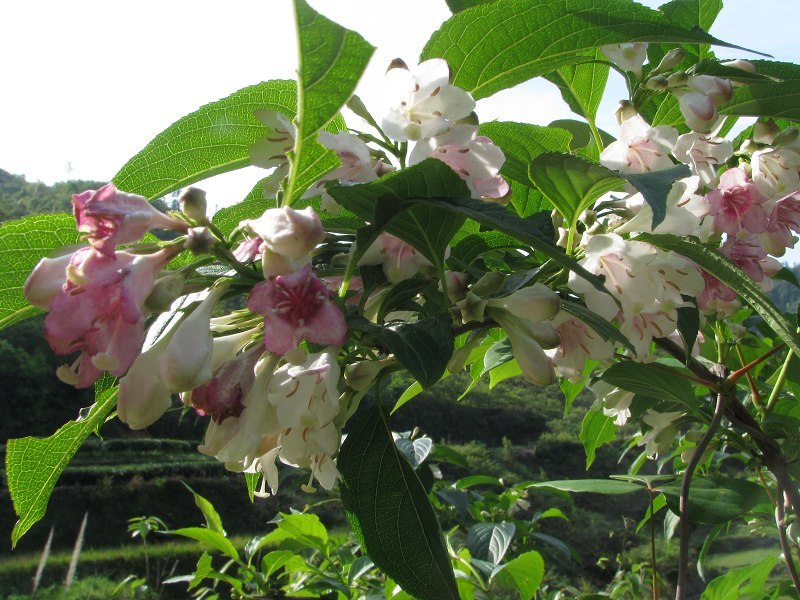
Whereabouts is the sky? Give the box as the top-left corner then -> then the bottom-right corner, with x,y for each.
2,0 -> 799,254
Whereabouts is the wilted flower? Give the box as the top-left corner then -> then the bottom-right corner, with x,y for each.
72,183 -> 188,257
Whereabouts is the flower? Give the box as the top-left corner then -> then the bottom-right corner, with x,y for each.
591,381 -> 634,426
23,249 -> 78,310
268,349 -> 340,429
44,246 -> 178,388
249,109 -> 295,169
382,58 -> 476,141
601,43 -> 648,77
160,285 -> 228,393
247,265 -> 347,355
358,232 -> 436,283
550,314 -> 615,382
243,206 -> 325,277
409,124 -> 509,200
638,410 -> 685,458
190,346 -> 262,423
706,167 -> 769,235
762,190 -> 800,255
72,183 -> 188,257
672,132 -> 733,186
671,75 -> 732,133
600,114 -> 678,174
486,283 -> 560,324
750,147 -> 800,200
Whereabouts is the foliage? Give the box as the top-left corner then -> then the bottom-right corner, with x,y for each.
4,0 -> 800,598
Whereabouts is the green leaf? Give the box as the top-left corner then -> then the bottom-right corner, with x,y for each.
349,316 -> 454,389
637,233 -> 800,360
421,0 -> 742,101
478,122 -> 572,189
492,550 -> 544,600
286,0 -> 375,204
509,181 -> 549,217
261,550 -> 298,580
0,213 -> 80,331
339,403 -> 459,600
676,297 -> 700,362
651,0 -> 723,65
482,337 -> 514,374
528,153 -> 624,226
170,527 -> 240,561
489,359 -> 523,389
720,61 -> 800,123
580,407 -> 616,469
529,479 -> 641,495
549,119 -> 615,161
429,195 -> 607,294
659,477 -> 770,525
445,0 -> 490,12
327,159 -> 469,270
624,164 -> 691,229
182,484 -> 225,535
701,555 -> 779,600
263,513 -> 329,553
467,522 -> 516,564
114,81 -> 298,200
598,361 -> 698,409
6,388 -> 118,546
544,50 -> 609,122
212,196 -> 276,239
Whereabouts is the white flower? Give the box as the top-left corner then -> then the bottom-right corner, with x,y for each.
592,381 -> 634,426
601,43 -> 648,77
550,313 -> 615,382
672,133 -> 733,187
600,115 -> 678,174
409,124 -> 509,200
249,110 -> 295,169
382,59 -> 475,141
638,410 -> 685,458
486,283 -> 560,324
242,206 -> 325,277
751,147 -> 800,200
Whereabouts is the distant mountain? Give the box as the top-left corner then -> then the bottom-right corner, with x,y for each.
0,168 -> 106,221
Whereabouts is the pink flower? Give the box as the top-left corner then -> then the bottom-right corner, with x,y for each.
232,235 -> 264,263
44,247 -> 178,387
762,191 -> 800,254
191,346 -> 262,423
697,270 -> 739,315
243,207 -> 325,277
409,124 -> 509,200
720,235 -> 781,291
707,168 -> 769,235
358,232 -> 435,283
73,183 -> 188,257
247,265 -> 347,355
600,115 -> 678,174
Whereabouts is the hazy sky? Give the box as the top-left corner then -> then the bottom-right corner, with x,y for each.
2,1 -> 799,254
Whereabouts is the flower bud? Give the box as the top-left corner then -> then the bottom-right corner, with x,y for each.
161,286 -> 227,393
754,120 -> 781,145
774,127 -> 800,147
244,206 -> 324,277
345,360 -> 383,392
471,271 -> 506,297
645,75 -> 669,91
487,284 -> 560,324
614,100 -> 638,125
666,71 -> 689,88
653,48 -> 685,74
185,227 -> 216,254
180,187 -> 208,223
23,251 -> 74,309
456,291 -> 488,324
145,273 -> 186,312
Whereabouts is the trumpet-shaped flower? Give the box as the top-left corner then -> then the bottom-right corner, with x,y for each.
638,410 -> 685,458
44,246 -> 177,388
672,132 -> 733,187
249,110 -> 295,170
382,59 -> 476,141
268,349 -> 340,429
750,147 -> 800,200
706,167 -> 769,235
243,206 -> 325,277
247,265 -> 347,355
358,232 -> 436,283
762,190 -> 800,255
601,43 -> 648,77
190,346 -> 262,423
600,115 -> 678,174
23,249 -> 79,310
72,183 -> 188,257
409,124 -> 509,200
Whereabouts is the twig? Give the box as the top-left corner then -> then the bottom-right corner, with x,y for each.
728,343 -> 786,384
675,390 -> 728,600
767,348 -> 794,411
735,345 -> 765,415
776,486 -> 800,595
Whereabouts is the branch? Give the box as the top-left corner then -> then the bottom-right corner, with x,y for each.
675,389 -> 728,600
776,487 -> 800,595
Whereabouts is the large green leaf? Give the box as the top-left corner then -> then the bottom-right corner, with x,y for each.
478,122 -> 573,190
339,403 -> 459,600
420,0 -> 741,101
493,551 -> 545,600
466,522 -> 515,564
285,0 -> 374,203
638,233 -> 800,360
701,556 -> 779,600
349,316 -> 454,389
114,81 -> 298,200
650,0 -> 723,66
544,49 -> 609,122
580,407 -> 617,469
720,60 -> 800,123
528,152 -> 623,225
0,213 -> 80,330
624,164 -> 691,229
598,361 -> 699,409
211,197 -> 277,239
6,387 -> 118,546
658,476 -> 769,525
169,527 -> 240,560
